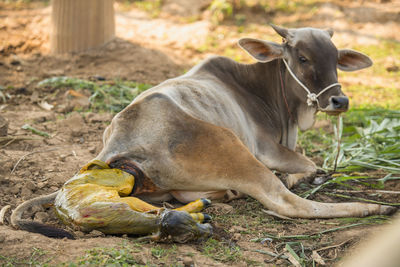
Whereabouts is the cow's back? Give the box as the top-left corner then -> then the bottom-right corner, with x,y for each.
131,57 -> 260,150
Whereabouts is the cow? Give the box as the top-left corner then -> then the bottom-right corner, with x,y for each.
93,24 -> 394,218
9,25 -> 396,240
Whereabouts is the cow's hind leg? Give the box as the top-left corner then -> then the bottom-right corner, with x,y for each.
160,119 -> 395,218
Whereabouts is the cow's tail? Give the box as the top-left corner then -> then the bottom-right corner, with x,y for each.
10,191 -> 75,239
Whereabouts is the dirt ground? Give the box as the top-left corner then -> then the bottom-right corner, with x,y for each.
0,0 -> 399,266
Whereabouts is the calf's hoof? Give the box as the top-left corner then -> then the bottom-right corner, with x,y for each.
380,205 -> 397,215
160,210 -> 212,243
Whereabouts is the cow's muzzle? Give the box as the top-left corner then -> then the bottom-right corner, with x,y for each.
320,95 -> 349,115
331,96 -> 349,111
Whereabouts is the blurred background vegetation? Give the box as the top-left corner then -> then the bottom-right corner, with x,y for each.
1,1 -> 399,266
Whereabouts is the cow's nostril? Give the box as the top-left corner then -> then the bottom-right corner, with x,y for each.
331,96 -> 349,110
331,98 -> 340,108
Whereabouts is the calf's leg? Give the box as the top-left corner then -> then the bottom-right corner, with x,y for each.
55,162 -> 212,237
170,190 -> 244,204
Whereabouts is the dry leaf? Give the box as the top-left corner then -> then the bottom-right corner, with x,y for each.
284,252 -> 301,267
66,89 -> 86,98
312,250 -> 326,265
38,100 -> 54,111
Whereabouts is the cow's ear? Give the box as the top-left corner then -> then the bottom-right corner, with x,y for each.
238,38 -> 283,63
338,49 -> 372,71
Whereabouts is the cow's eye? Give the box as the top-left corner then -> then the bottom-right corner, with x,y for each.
299,55 -> 307,63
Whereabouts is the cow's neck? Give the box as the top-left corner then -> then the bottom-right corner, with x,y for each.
278,60 -> 318,131
232,60 -> 316,149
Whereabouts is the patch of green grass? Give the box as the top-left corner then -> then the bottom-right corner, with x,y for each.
352,40 -> 400,74
0,85 -> 12,103
339,40 -> 400,109
222,47 -> 248,62
206,0 -> 322,24
116,0 -> 162,17
38,77 -> 152,113
0,248 -> 50,267
133,0 -> 162,18
195,34 -> 222,53
360,40 -> 400,57
209,0 -> 234,24
297,108 -> 400,209
68,246 -> 142,267
150,244 -> 178,263
345,84 -> 400,109
327,110 -> 400,173
264,0 -> 303,13
299,108 -> 400,174
202,238 -> 242,262
340,107 -> 400,126
297,127 -> 332,156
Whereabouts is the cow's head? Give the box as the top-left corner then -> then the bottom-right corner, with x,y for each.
238,25 -> 372,116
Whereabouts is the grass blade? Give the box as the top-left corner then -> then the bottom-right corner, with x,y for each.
21,124 -> 50,138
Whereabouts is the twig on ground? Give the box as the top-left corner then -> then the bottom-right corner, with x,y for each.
315,238 -> 353,252
0,136 -> 42,148
0,205 -> 11,225
0,136 -> 42,142
1,138 -> 16,148
72,150 -> 78,160
252,249 -> 289,261
318,223 -> 367,235
333,189 -> 400,195
11,147 -> 60,174
257,223 -> 368,242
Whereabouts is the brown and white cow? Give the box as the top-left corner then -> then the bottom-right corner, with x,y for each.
93,25 -> 394,218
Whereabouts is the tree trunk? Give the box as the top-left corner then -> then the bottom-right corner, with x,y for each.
50,0 -> 115,54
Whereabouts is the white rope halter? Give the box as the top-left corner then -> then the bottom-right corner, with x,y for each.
282,59 -> 341,109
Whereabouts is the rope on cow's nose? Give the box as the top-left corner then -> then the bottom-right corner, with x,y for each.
282,59 -> 341,109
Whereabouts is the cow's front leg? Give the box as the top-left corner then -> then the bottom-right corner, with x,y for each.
284,172 -> 315,189
256,141 -> 317,188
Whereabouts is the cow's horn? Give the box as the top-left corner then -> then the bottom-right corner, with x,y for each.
270,24 -> 289,39
325,28 -> 334,38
